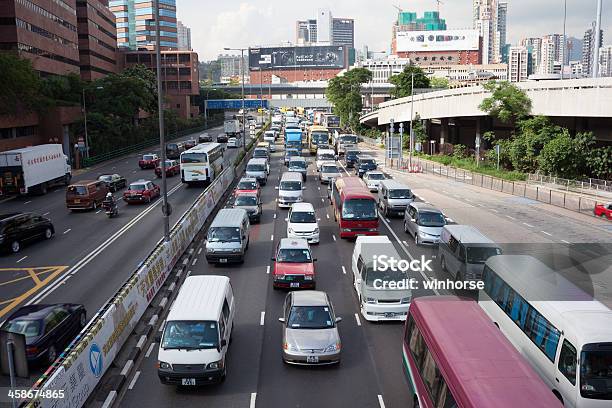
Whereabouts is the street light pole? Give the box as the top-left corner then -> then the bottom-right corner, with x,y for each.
82,88 -> 89,160
241,48 -> 246,151
155,0 -> 170,242
592,0 -> 603,78
561,0 -> 567,79
408,73 -> 415,169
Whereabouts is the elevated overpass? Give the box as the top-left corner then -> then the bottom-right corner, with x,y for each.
360,78 -> 612,146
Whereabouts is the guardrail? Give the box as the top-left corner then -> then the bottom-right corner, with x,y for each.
23,125 -> 268,408
527,174 -> 612,198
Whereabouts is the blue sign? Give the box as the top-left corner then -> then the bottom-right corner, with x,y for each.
89,343 -> 103,378
206,99 -> 268,110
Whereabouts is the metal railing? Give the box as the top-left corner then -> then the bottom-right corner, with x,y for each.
527,173 -> 612,198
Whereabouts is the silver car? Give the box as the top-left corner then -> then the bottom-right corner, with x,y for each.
403,202 -> 447,245
319,162 -> 341,184
279,291 -> 342,365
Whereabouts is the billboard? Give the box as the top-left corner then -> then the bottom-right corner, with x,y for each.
249,45 -> 346,70
396,29 -> 480,52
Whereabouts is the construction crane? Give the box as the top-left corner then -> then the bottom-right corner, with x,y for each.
393,4 -> 403,13
435,0 -> 444,13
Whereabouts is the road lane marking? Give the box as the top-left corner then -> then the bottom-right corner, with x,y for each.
378,395 -> 386,408
145,343 -> 156,358
260,311 -> 265,326
354,313 -> 361,326
402,240 -> 409,247
192,258 -> 198,266
270,234 -> 274,241
16,256 -> 27,264
128,371 -> 141,390
326,213 -> 330,219
24,201 -> 32,204
250,393 -> 257,408
523,222 -> 534,228
491,209 -> 499,213
342,266 -> 347,275
506,215 -> 516,220
266,266 -> 270,274
96,210 -> 102,214
332,234 -> 337,241
321,198 -> 324,202
197,247 -> 202,255
42,212 -> 50,216
561,239 -> 570,244
63,229 -> 71,234
541,231 -> 552,236
273,213 -> 277,219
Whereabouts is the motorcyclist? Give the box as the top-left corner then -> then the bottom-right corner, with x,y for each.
103,192 -> 117,213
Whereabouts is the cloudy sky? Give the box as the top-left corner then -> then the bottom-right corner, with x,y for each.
176,0 -> 610,60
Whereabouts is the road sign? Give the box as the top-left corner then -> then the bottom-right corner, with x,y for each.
387,136 -> 402,159
206,99 -> 269,110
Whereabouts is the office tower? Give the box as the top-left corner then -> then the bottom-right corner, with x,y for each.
177,21 -> 191,51
332,18 -> 354,48
296,11 -> 354,48
582,23 -> 604,76
110,0 -> 178,50
473,0 -> 506,64
77,0 -> 119,81
600,45 -> 612,77
538,36 -> 556,74
521,37 -> 542,74
508,46 -> 528,82
316,9 -> 332,44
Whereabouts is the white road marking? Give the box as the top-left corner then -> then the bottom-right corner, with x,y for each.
42,212 -> 50,216
523,222 -> 535,228
342,266 -> 347,275
273,213 -> 277,219
270,234 -> 274,241
197,247 -> 202,255
16,256 -> 27,263
506,215 -> 516,220
63,229 -> 71,234
378,395 -> 386,408
561,239 -> 571,244
266,266 -> 270,274
402,240 -> 409,247
145,343 -> 156,358
491,209 -> 499,213
24,201 -> 32,204
321,198 -> 324,202
192,258 -> 198,266
332,234 -> 337,241
354,313 -> 361,326
385,218 -> 391,223
182,258 -> 189,265
128,371 -> 141,390
541,231 -> 553,236
250,393 -> 257,408
326,213 -> 330,219
260,311 -> 265,326
96,209 -> 102,214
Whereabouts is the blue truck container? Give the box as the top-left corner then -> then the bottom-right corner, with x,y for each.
285,130 -> 302,150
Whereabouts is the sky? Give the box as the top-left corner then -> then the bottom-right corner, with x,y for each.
176,0 -> 611,61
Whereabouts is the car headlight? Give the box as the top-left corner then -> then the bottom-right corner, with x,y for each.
207,248 -> 215,253
283,342 -> 298,351
419,230 -> 429,237
232,248 -> 240,253
275,274 -> 285,280
207,360 -> 223,370
369,228 -> 377,232
157,361 -> 172,370
366,297 -> 377,304
324,343 -> 341,352
401,297 -> 411,304
304,275 -> 313,280
313,228 -> 319,234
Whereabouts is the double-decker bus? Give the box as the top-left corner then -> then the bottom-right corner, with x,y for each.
307,125 -> 330,155
479,255 -> 612,407
180,143 -> 224,186
404,296 -> 564,408
331,177 -> 378,238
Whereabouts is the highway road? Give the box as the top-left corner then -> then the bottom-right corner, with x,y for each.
0,125 -> 246,387
118,139 -> 611,408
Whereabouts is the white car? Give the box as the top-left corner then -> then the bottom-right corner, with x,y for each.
363,171 -> 386,192
287,202 -> 320,244
263,134 -> 276,152
227,137 -> 240,148
316,149 -> 336,172
319,162 -> 341,184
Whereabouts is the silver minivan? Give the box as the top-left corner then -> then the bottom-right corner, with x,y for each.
378,180 -> 414,217
246,158 -> 268,185
438,225 -> 502,282
403,203 -> 447,245
205,208 -> 250,264
278,172 -> 304,208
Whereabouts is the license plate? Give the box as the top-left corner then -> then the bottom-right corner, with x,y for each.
290,282 -> 300,288
219,258 -> 228,263
385,312 -> 396,318
181,378 -> 196,386
74,199 -> 80,203
306,356 -> 319,363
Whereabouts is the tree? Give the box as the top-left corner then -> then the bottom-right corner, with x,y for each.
430,77 -> 450,89
403,113 -> 426,149
479,81 -> 532,123
538,132 -> 593,179
587,146 -> 612,180
388,65 -> 430,99
40,73 -> 83,107
0,53 -> 45,115
325,67 -> 372,130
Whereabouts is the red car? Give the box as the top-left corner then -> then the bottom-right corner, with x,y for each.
271,238 -> 316,289
184,139 -> 197,150
139,154 -> 160,169
594,202 -> 612,220
155,160 -> 179,178
123,180 -> 160,204
235,177 -> 260,197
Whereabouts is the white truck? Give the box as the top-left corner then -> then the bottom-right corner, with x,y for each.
224,119 -> 241,137
0,144 -> 72,195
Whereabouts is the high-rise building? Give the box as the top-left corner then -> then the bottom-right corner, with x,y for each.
508,46 -> 528,82
538,36 -> 556,75
296,19 -> 317,44
109,0 -> 178,50
177,21 -> 191,51
332,18 -> 354,48
77,0 -> 119,81
316,8 -> 332,44
392,10 -> 452,56
473,0 -> 506,64
296,11 -> 354,48
521,37 -> 542,74
218,54 -> 248,83
582,23 -> 604,76
600,45 -> 612,77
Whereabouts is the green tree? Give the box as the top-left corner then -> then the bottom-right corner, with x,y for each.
403,113 -> 427,149
587,146 -> 612,180
479,81 -> 532,123
40,73 -> 83,106
325,67 -> 372,129
538,132 -> 593,179
0,53 -> 45,115
388,65 -> 430,99
430,77 -> 450,89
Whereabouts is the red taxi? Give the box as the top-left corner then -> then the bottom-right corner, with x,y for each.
139,154 -> 160,169
123,180 -> 160,204
154,160 -> 179,178
594,202 -> 612,220
234,177 -> 260,197
271,238 -> 316,289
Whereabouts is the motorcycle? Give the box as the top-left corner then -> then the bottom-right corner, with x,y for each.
102,200 -> 119,218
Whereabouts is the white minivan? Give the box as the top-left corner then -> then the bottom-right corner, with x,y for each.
287,202 -> 320,243
277,172 -> 304,208
157,275 -> 235,386
351,236 -> 412,322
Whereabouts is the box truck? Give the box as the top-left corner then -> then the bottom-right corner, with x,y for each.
224,119 -> 241,136
0,144 -> 72,195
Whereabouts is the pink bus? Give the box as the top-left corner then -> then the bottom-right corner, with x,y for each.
403,296 -> 563,408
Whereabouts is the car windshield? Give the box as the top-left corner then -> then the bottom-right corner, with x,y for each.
340,136 -> 358,144
280,181 -> 302,191
286,150 -> 299,157
389,189 -> 412,199
161,321 -> 219,350
2,319 -> 41,338
247,164 -> 265,172
143,155 -> 155,161
160,161 -> 173,167
235,196 -> 257,206
360,159 -> 375,165
287,306 -> 333,329
277,248 -> 311,263
365,266 -> 406,287
342,199 -> 377,221
238,181 -> 257,190
580,349 -> 612,399
290,211 -> 316,223
466,246 -> 502,264
289,161 -> 306,169
181,153 -> 206,163
319,154 -> 335,161
68,186 -> 88,196
322,165 -> 339,173
418,212 -> 446,227
166,144 -> 178,151
367,173 -> 385,180
207,227 -> 241,243
129,184 -> 146,191
346,151 -> 360,158
254,150 -> 267,156
98,175 -> 112,182
312,133 -> 328,144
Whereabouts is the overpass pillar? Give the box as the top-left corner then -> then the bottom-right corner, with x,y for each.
475,117 -> 484,165
440,118 -> 449,146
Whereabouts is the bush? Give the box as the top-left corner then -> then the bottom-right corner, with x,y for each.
452,144 -> 468,160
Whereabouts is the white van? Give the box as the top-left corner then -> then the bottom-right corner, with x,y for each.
277,172 -> 304,208
246,158 -> 268,185
378,180 -> 414,217
316,148 -> 336,171
351,236 -> 412,322
157,275 -> 235,386
205,208 -> 250,264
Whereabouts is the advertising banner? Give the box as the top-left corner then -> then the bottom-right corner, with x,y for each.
396,29 -> 480,52
26,169 -> 235,408
249,45 -> 346,70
